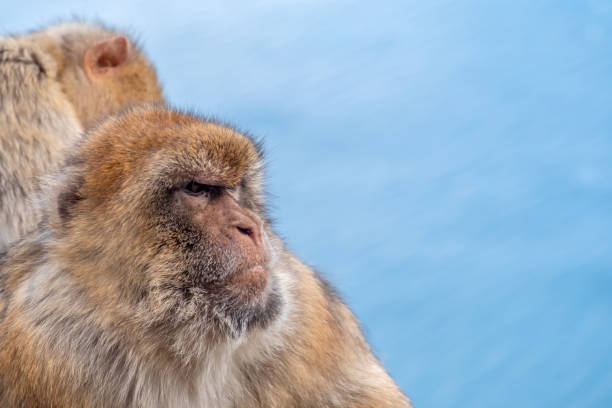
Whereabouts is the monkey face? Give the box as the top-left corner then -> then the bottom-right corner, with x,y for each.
154,176 -> 282,338
57,108 -> 283,340
134,125 -> 285,339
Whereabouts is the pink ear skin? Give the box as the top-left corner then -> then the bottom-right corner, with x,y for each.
83,36 -> 130,80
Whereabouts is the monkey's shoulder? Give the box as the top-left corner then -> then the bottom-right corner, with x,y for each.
270,253 -> 412,407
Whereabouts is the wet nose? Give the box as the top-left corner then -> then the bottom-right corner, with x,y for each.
231,210 -> 268,260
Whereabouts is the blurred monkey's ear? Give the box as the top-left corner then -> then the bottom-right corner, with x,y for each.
83,36 -> 129,79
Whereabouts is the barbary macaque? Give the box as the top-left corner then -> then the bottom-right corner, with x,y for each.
0,22 -> 163,251
0,106 -> 411,407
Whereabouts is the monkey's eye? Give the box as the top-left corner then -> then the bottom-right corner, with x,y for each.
183,181 -> 215,196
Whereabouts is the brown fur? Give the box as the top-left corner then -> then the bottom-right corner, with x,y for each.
0,21 -> 163,252
0,106 -> 411,407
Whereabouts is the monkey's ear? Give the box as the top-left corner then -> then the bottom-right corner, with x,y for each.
84,36 -> 130,79
52,174 -> 85,225
37,168 -> 85,229
57,175 -> 85,224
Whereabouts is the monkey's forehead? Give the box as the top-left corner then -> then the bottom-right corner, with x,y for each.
78,106 -> 261,192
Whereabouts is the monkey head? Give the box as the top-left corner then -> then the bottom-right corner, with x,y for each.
51,106 -> 283,347
26,22 -> 163,128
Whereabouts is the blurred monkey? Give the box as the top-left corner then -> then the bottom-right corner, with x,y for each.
0,22 -> 163,251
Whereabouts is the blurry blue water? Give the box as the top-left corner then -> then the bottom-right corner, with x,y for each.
2,1 -> 612,406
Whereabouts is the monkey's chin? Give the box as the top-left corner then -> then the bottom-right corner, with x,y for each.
215,266 -> 281,338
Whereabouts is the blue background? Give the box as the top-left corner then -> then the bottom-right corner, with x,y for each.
3,1 -> 612,406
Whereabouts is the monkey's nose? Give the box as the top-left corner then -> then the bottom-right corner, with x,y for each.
235,221 -> 260,247
232,215 -> 268,260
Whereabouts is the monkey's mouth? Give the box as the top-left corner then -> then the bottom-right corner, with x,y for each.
227,264 -> 269,301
